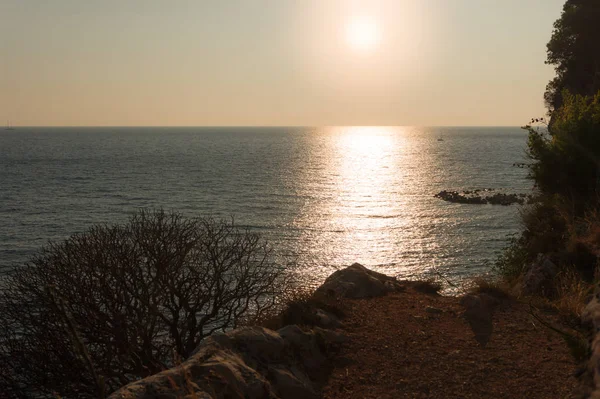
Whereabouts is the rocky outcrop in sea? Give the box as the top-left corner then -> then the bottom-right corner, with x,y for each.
434,189 -> 535,206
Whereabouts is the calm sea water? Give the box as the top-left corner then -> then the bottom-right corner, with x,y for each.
0,127 -> 531,287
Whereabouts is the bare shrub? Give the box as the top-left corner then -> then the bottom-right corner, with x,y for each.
467,278 -> 512,301
552,267 -> 594,325
0,209 -> 288,398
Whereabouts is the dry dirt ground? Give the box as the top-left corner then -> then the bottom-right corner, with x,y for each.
321,288 -> 579,399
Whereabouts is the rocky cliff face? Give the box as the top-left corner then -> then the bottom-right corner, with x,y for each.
108,263 -> 399,399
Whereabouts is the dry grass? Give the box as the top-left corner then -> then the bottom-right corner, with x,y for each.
551,268 -> 594,325
494,264 -> 594,336
467,268 -> 591,331
516,267 -> 593,330
254,286 -> 346,331
466,277 -> 512,301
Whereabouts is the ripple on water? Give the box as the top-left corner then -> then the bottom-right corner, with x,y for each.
0,126 -> 530,287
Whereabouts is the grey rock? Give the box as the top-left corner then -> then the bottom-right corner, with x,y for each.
187,352 -> 269,399
225,326 -> 286,363
109,324 -> 335,399
278,325 -> 327,371
313,327 -> 348,345
112,348 -> 271,399
109,265 -> 401,399
521,254 -> 558,296
269,366 -> 319,399
314,308 -> 342,328
315,263 -> 401,298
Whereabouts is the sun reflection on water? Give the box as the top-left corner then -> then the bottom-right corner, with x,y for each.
282,126 -> 529,290
335,127 -> 406,231
331,126 -> 401,218
296,126 -> 414,282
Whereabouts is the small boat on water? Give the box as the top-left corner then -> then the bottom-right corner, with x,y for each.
5,121 -> 15,130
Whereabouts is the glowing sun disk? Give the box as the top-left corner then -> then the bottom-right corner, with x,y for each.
346,17 -> 381,51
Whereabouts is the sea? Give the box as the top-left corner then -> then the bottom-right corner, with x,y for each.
0,126 -> 532,289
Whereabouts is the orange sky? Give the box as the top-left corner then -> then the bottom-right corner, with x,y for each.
0,0 -> 565,126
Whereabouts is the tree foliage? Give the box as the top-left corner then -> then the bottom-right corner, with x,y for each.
545,0 -> 600,113
527,90 -> 600,212
497,1 -> 600,285
0,209 -> 288,398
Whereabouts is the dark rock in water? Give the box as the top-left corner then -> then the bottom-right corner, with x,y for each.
434,190 -> 534,206
434,190 -> 486,204
487,193 -> 524,206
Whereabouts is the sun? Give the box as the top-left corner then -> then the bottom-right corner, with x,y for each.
345,17 -> 381,52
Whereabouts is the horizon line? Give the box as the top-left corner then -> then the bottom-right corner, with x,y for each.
3,125 -> 525,128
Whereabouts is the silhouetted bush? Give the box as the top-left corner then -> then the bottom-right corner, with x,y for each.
501,0 -> 600,289
527,91 -> 600,212
496,89 -> 600,286
0,209 -> 288,398
495,192 -> 597,283
495,1 -> 600,339
544,0 -> 600,115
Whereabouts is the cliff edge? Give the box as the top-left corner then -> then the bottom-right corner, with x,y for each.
109,263 -> 579,399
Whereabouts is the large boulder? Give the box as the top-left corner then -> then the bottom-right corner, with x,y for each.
109,265 -> 385,399
108,348 -> 271,399
277,325 -> 327,372
210,326 -> 287,365
108,325 -> 342,399
314,308 -> 342,329
268,366 -> 318,399
315,263 -> 401,299
521,254 -> 558,296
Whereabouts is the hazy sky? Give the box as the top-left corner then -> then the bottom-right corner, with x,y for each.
0,0 -> 565,126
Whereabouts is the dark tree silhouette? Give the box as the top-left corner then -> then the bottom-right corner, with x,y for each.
0,209 -> 288,398
497,1 -> 600,282
545,0 -> 600,116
